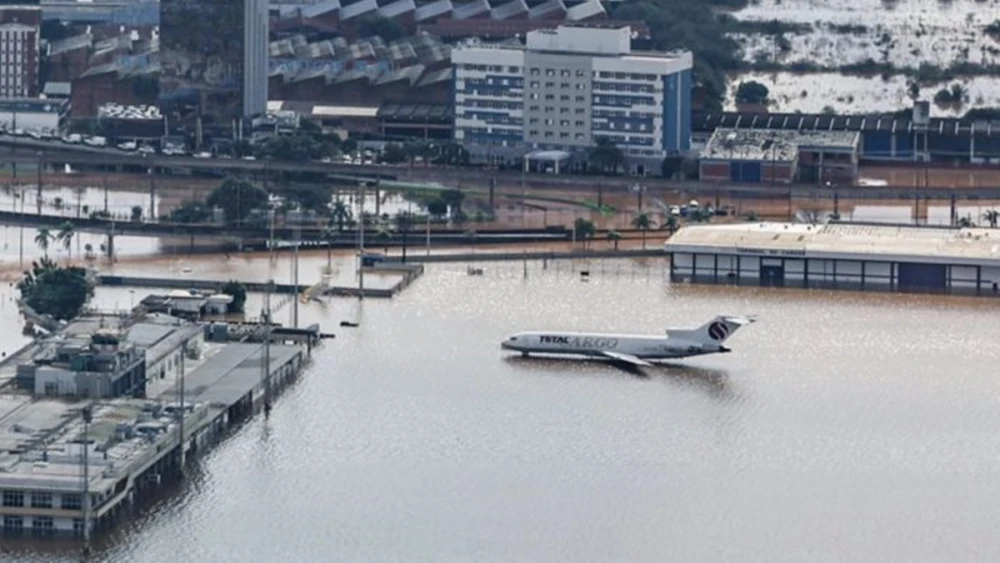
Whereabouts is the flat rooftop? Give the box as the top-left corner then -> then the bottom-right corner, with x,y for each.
0,395 -> 204,494
702,128 -> 861,162
664,222 -> 1000,266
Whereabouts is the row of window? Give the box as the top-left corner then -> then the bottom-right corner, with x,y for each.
527,93 -> 587,102
528,130 -> 587,141
527,105 -> 586,115
528,81 -> 587,91
527,118 -> 587,128
2,515 -> 85,536
459,64 -> 520,74
2,490 -> 82,510
593,81 -> 656,94
459,99 -> 521,111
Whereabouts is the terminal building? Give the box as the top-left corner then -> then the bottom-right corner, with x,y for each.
699,128 -> 861,185
664,222 -> 1000,296
451,24 -> 692,174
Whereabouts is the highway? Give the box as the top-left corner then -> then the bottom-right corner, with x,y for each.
5,135 -> 1000,200
0,208 -> 580,242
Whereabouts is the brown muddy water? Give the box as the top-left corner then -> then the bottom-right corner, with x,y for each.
3,254 -> 1000,562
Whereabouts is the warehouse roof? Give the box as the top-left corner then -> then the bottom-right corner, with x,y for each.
664,222 -> 1000,266
701,128 -> 859,162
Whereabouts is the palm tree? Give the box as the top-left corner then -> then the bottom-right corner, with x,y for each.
84,243 -> 94,261
35,227 -> 53,257
607,229 -> 622,250
957,215 -> 975,228
982,209 -> 999,228
331,198 -> 352,232
631,212 -> 655,249
322,225 -> 337,272
56,222 -> 75,261
662,215 -> 679,235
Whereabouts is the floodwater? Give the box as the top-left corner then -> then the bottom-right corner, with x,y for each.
7,256 -> 1000,562
729,0 -> 1000,115
725,72 -> 1000,117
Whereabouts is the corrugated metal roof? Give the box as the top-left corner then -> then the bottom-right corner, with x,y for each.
665,222 -> 1000,266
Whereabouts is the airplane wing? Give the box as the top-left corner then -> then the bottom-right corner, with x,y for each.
600,351 -> 653,367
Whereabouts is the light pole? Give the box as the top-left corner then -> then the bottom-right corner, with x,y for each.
81,404 -> 92,553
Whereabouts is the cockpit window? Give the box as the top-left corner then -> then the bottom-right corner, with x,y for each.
509,337 -> 517,341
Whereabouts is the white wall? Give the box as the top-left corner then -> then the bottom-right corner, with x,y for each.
34,366 -> 76,396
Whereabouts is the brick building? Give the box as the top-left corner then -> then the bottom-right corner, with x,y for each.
0,1 -> 41,98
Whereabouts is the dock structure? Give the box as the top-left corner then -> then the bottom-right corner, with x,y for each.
664,221 -> 1000,296
0,307 -> 316,539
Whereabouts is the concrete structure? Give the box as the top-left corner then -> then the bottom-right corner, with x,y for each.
700,128 -> 860,185
0,1 -> 40,99
692,101 -> 1000,166
452,24 -> 693,174
0,97 -> 67,133
159,0 -> 268,137
0,307 -> 312,537
21,328 -> 146,398
665,221 -> 1000,296
138,290 -> 234,319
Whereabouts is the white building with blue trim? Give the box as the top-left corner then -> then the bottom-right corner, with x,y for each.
451,25 -> 692,175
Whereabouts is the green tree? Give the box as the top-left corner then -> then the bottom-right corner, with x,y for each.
56,222 -> 74,261
356,14 -> 405,41
220,281 -> 247,314
663,215 -> 679,234
18,258 -> 93,321
573,217 -> 596,248
661,155 -> 683,179
331,198 -> 352,231
589,137 -> 624,175
439,189 -> 465,215
607,229 -> 622,250
632,212 -> 656,249
35,227 -> 53,257
426,198 -> 448,218
381,143 -> 408,164
131,205 -> 143,222
84,242 -> 94,260
983,209 -> 999,228
206,178 -> 269,225
735,81 -> 770,105
170,200 -> 212,223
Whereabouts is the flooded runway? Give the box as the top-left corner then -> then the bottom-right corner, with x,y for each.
6,257 -> 1000,562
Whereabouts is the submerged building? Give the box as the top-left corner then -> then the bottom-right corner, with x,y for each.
452,24 -> 692,174
665,222 -> 1000,296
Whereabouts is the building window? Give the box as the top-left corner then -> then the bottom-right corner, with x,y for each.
32,516 -> 53,536
529,68 -> 539,75
545,68 -> 555,76
2,490 -> 23,507
31,492 -> 51,509
3,515 -> 22,531
73,518 -> 85,537
61,494 -> 82,510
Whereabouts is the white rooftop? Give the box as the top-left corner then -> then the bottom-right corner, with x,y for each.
665,222 -> 1000,266
702,128 -> 860,162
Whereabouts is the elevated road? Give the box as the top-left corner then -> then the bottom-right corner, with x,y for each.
6,136 -> 1000,198
0,208 -> 576,243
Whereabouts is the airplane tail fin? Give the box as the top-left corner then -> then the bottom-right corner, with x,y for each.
667,315 -> 755,347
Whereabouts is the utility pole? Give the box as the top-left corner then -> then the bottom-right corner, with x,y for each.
263,280 -> 273,417
149,156 -> 156,221
35,151 -> 42,215
178,349 -> 186,475
292,221 -> 299,329
81,404 -> 92,554
358,182 -> 365,300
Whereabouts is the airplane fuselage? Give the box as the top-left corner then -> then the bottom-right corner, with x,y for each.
501,331 -> 728,360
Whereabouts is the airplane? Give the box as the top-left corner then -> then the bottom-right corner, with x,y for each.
500,315 -> 755,368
